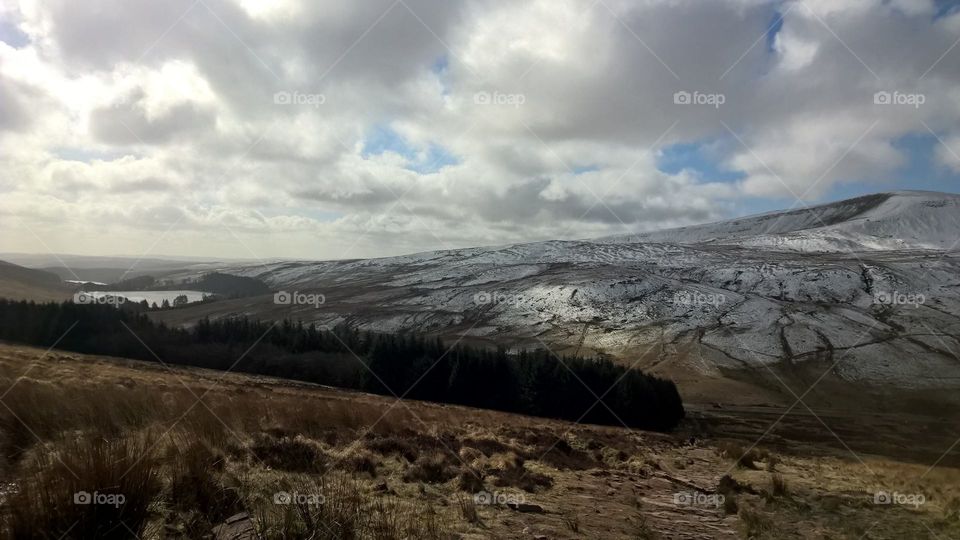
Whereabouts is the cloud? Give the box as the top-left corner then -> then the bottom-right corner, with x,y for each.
90,89 -> 217,145
1,0 -> 960,259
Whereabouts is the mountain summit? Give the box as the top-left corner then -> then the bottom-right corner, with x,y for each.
597,190 -> 960,252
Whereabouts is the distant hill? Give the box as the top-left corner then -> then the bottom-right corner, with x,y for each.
40,267 -> 164,284
0,260 -> 72,302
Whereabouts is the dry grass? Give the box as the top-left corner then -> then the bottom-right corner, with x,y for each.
489,453 -> 553,492
165,439 -> 242,536
456,493 -> 480,524
737,504 -> 774,537
402,453 -> 459,484
4,435 -> 162,539
253,475 -> 446,539
249,433 -> 328,473
0,344 -> 958,539
770,473 -> 788,497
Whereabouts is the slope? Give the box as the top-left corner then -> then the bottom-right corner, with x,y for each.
0,260 -> 72,302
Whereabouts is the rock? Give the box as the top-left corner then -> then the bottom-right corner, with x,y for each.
374,481 -> 389,492
507,501 -> 545,513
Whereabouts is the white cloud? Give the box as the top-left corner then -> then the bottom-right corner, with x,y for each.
1,0 -> 959,259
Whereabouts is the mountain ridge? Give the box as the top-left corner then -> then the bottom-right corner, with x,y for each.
594,190 -> 960,252
148,190 -> 960,406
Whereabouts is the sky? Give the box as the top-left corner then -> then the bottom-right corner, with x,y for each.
1,0 -> 959,261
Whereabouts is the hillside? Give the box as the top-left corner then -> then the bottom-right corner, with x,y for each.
0,342 -> 955,538
151,191 -> 960,407
0,260 -> 71,302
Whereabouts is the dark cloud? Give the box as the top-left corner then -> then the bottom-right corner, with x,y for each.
90,89 -> 216,145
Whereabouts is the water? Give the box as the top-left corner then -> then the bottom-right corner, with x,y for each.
84,290 -> 210,305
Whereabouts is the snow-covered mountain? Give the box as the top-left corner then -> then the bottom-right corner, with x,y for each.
167,191 -> 960,398
597,190 -> 960,252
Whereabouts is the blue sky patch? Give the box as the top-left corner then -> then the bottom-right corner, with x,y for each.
657,141 -> 745,183
934,0 -> 960,20
0,18 -> 29,48
572,164 -> 600,175
362,124 -> 458,174
54,147 -> 133,163
765,10 -> 785,52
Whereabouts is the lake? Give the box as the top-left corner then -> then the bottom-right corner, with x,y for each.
84,290 -> 210,305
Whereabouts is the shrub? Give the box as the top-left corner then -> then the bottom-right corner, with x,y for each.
717,441 -> 764,470
2,436 -> 162,539
771,473 -> 788,497
537,439 -> 597,471
457,469 -> 485,493
403,454 -> 459,484
166,440 -> 242,535
456,494 -> 480,524
489,454 -> 553,493
365,436 -> 418,462
258,475 -> 447,539
338,449 -> 380,476
738,505 -> 774,537
0,379 -> 163,461
250,434 -> 326,473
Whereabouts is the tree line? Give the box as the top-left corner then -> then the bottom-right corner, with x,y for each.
0,299 -> 685,431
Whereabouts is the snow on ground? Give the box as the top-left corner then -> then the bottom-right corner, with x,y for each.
209,191 -> 960,388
